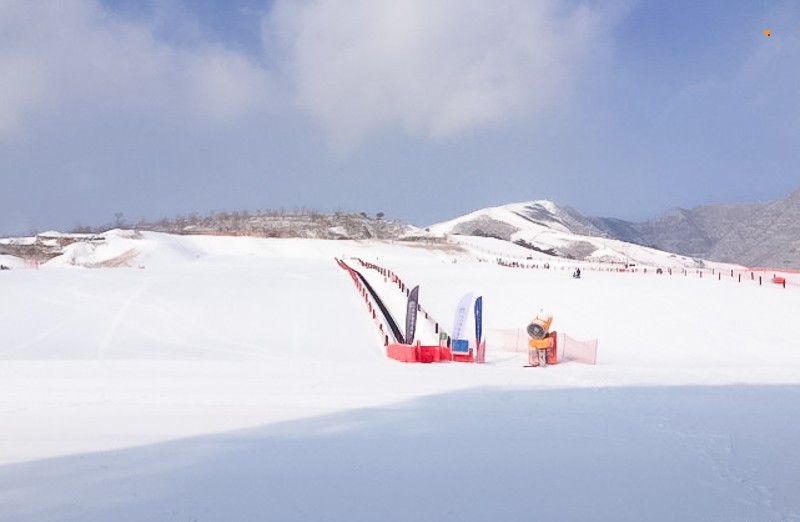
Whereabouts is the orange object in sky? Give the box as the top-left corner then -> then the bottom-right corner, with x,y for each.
764,29 -> 771,37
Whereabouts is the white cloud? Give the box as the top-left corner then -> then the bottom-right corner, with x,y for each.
0,3 -> 52,137
0,0 -> 626,154
0,1 -> 273,140
265,0 -> 622,151
185,49 -> 275,123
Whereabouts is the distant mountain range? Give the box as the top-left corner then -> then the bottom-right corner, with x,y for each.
3,189 -> 798,270
427,187 -> 800,269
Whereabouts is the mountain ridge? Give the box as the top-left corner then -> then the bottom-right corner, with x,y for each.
427,187 -> 800,269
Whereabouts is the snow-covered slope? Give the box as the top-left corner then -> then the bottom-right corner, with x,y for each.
1,233 -> 799,522
427,200 -> 731,269
427,200 -> 595,237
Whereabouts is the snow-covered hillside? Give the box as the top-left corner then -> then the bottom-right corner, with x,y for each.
426,200 -> 729,269
1,232 -> 799,522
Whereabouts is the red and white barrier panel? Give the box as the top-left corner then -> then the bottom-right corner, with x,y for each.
387,342 -> 454,364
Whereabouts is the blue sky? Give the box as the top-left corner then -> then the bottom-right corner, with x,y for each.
1,0 -> 798,234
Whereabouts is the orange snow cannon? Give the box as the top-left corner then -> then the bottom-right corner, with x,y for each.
527,311 -> 556,367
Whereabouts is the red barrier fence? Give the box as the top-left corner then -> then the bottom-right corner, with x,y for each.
335,258 -> 390,347
562,334 -> 598,365
355,258 -> 450,345
488,328 -> 598,365
352,259 -> 486,363
493,254 -> 797,290
387,343 -> 454,363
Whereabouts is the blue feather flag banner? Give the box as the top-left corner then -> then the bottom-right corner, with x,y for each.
474,296 -> 483,348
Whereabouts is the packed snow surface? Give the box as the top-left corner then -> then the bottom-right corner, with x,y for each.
1,232 -> 799,521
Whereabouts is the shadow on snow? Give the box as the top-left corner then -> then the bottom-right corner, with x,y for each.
2,384 -> 799,522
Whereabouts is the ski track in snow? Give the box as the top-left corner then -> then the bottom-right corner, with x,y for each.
96,279 -> 150,360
